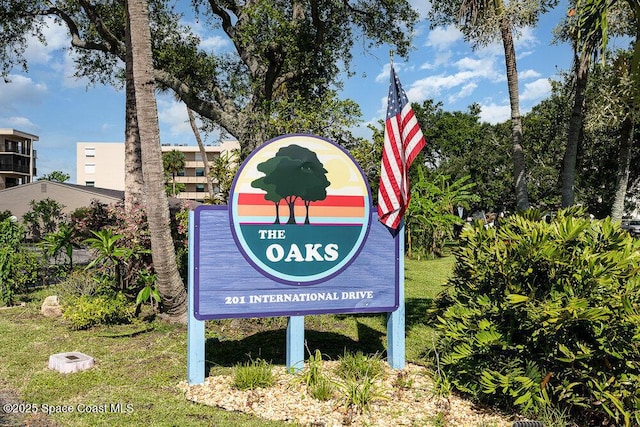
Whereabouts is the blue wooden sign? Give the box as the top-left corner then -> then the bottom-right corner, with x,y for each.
192,134 -> 399,319
187,134 -> 406,383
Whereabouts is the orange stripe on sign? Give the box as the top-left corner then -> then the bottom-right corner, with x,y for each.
238,193 -> 365,207
237,205 -> 365,218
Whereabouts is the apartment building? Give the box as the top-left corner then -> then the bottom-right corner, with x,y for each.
0,128 -> 38,190
76,140 -> 240,201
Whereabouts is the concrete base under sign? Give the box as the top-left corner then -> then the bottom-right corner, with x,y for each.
48,352 -> 94,373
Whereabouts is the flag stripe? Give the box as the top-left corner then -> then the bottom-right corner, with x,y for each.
378,65 -> 426,231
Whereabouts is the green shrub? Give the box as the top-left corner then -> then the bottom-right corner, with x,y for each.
62,293 -> 134,330
309,375 -> 335,401
432,208 -> 640,426
232,358 -> 274,390
5,249 -> 43,293
291,350 -> 336,401
335,351 -> 384,381
335,373 -> 388,413
56,269 -> 104,303
334,351 -> 388,412
1,219 -> 43,305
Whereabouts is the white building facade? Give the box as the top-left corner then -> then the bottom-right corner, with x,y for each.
76,141 -> 239,201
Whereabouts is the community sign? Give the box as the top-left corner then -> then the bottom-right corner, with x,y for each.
192,134 -> 399,319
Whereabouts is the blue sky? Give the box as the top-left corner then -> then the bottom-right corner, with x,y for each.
0,0 -> 616,184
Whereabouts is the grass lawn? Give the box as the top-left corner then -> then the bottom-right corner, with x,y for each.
0,255 -> 454,427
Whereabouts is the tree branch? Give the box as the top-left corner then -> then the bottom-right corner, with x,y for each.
77,0 -> 125,56
42,6 -> 115,53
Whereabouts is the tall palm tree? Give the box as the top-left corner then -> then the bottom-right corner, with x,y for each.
570,0 -> 639,218
560,35 -> 591,208
429,0 -> 554,211
162,149 -> 186,196
124,12 -> 144,213
186,107 -> 215,199
125,0 -> 188,322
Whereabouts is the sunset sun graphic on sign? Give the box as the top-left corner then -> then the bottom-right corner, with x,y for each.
229,134 -> 372,285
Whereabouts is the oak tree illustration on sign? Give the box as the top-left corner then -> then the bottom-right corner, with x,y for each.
251,144 -> 330,225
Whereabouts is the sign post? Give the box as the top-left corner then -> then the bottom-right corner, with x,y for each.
386,222 -> 405,369
286,316 -> 305,372
187,210 -> 205,384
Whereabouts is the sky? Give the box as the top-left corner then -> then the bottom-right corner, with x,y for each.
0,0 -> 624,185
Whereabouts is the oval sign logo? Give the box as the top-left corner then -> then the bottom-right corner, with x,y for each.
229,134 -> 372,285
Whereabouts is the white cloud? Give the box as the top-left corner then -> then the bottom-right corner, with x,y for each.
408,0 -> 431,18
402,53 -> 503,105
375,64 -> 392,83
23,17 -> 69,65
200,35 -> 229,52
519,69 -> 541,80
425,26 -> 463,51
448,82 -> 478,103
157,97 -> 191,139
182,19 -> 231,53
3,116 -> 38,131
23,16 -> 96,89
479,103 -> 511,124
455,56 -> 502,81
420,50 -> 453,70
374,62 -> 413,83
0,75 -> 48,110
521,78 -> 551,101
58,51 -> 93,88
515,27 -> 537,48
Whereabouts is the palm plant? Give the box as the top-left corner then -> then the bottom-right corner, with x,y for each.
208,149 -> 239,204
559,0 -> 639,218
40,223 -> 77,271
84,229 -> 132,290
162,149 -> 186,196
406,168 -> 479,258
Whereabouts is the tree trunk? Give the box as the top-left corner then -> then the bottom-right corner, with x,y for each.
273,202 -> 281,224
610,117 -> 634,221
500,18 -> 529,211
561,51 -> 590,208
187,107 -> 215,199
125,0 -> 187,322
124,15 -> 144,213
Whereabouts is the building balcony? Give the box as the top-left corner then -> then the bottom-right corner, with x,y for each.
173,176 -> 208,184
175,191 -> 208,201
0,161 -> 30,174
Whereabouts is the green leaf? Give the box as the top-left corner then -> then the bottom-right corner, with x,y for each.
475,329 -> 502,345
506,294 -> 529,305
136,286 -> 151,305
514,391 -> 532,406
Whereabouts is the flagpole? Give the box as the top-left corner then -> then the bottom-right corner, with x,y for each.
379,54 -> 426,370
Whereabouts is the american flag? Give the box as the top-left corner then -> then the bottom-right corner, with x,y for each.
378,64 -> 426,231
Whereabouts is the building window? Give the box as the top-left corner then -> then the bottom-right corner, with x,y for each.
85,181 -> 95,187
85,163 -> 96,174
194,153 -> 203,162
195,184 -> 205,192
195,168 -> 205,177
177,169 -> 185,177
85,147 -> 96,157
